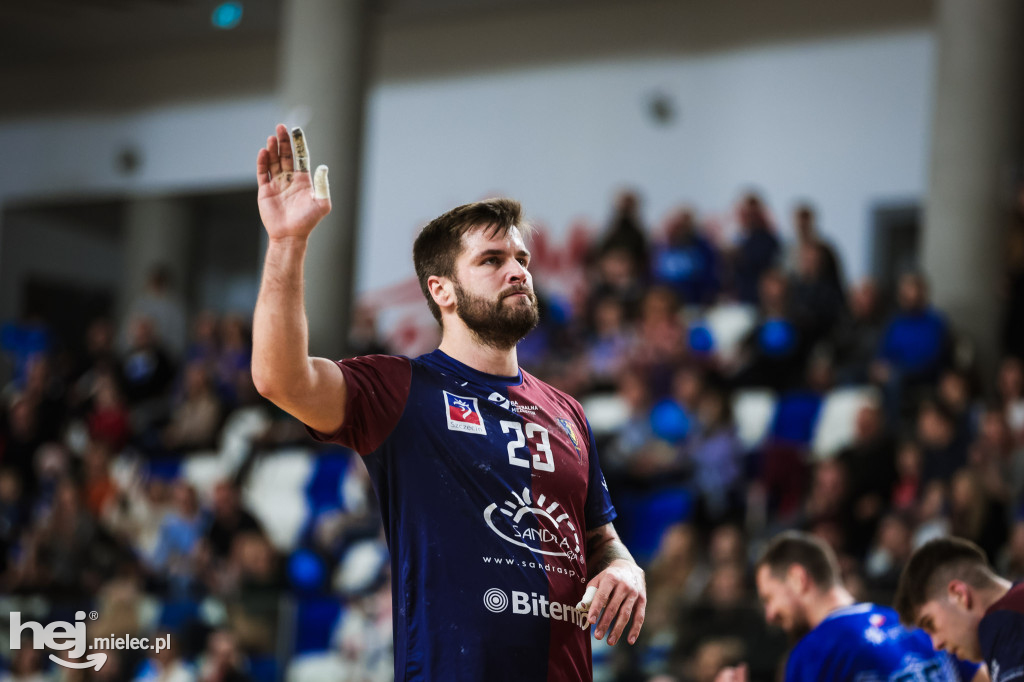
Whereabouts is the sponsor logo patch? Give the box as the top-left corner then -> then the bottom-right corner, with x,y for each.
444,391 -> 486,435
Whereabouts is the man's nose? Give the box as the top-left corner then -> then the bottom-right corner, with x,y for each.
507,261 -> 528,283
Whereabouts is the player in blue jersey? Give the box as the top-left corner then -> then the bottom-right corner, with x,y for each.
895,537 -> 1023,682
251,125 -> 646,681
715,531 -> 984,682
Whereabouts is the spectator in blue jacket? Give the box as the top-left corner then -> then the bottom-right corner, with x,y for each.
873,273 -> 951,423
651,207 -> 720,306
875,273 -> 950,380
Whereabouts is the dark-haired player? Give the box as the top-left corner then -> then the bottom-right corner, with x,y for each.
896,536 -> 1022,682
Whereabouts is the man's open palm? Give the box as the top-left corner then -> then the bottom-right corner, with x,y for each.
256,123 -> 331,241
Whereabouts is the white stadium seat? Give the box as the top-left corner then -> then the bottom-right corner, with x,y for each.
704,303 -> 758,361
811,386 -> 881,460
182,453 -> 231,502
732,389 -> 777,450
243,449 -> 316,551
580,393 -> 631,436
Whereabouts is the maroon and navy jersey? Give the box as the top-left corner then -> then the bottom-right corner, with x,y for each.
309,350 -> 617,682
979,582 -> 1024,682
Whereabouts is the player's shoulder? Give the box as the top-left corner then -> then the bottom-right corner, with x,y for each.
520,368 -> 587,418
340,353 -> 412,380
980,587 -> 1024,662
787,605 -> 904,682
407,349 -> 461,379
520,368 -> 585,405
987,582 -> 1024,617
790,609 -> 864,663
806,604 -> 902,648
818,602 -> 881,628
345,352 -> 411,367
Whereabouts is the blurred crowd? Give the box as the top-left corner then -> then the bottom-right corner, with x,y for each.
0,188 -> 1023,682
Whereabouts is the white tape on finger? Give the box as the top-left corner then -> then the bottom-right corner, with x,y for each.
576,586 -> 598,613
314,165 -> 330,200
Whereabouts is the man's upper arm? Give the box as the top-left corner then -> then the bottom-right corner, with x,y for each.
296,356 -> 348,435
303,355 -> 412,454
262,355 -> 347,435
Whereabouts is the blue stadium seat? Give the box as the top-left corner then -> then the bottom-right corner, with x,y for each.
293,598 -> 344,656
157,599 -> 200,631
247,655 -> 278,682
147,457 -> 184,481
768,391 -> 823,446
614,487 -> 693,564
305,451 -> 351,517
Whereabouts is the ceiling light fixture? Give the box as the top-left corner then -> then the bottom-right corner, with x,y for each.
211,1 -> 243,30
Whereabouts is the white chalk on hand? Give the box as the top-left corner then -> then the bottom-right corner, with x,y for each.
314,165 -> 330,200
576,586 -> 598,613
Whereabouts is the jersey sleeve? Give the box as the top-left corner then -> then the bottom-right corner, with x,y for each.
583,418 -> 617,530
304,354 -> 412,455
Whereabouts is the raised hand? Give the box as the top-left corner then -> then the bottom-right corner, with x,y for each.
256,123 -> 331,242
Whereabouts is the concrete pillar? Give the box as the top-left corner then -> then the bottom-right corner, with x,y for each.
921,0 -> 1024,376
120,196 -> 191,356
279,0 -> 372,358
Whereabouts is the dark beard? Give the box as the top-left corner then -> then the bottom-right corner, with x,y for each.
785,616 -> 811,644
453,279 -> 540,351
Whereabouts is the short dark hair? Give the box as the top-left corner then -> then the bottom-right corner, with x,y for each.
894,537 -> 997,625
756,531 -> 840,589
412,198 -> 529,323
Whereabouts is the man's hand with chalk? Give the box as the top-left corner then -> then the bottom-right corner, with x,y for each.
577,524 -> 647,646
256,123 -> 331,243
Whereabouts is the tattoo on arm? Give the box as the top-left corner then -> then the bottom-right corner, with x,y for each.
586,526 -> 635,574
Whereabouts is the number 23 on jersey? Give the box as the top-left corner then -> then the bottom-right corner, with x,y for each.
501,420 -> 554,472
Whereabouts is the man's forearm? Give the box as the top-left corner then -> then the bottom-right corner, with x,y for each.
586,529 -> 637,575
252,236 -> 313,399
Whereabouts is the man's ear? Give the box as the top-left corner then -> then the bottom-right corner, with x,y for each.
427,275 -> 454,311
785,564 -> 810,594
948,579 -> 973,610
